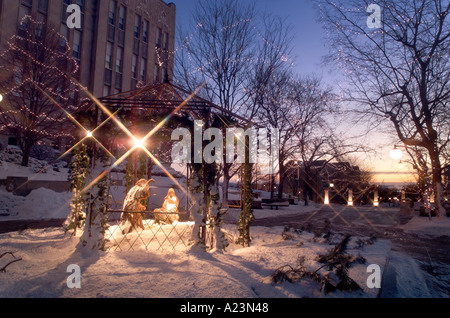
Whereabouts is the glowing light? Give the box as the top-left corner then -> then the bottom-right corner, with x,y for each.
390,146 -> 403,160
0,94 -> 3,102
329,183 -> 334,188
374,189 -> 379,207
348,189 -> 353,206
86,131 -> 93,138
134,138 -> 145,149
324,189 -> 330,205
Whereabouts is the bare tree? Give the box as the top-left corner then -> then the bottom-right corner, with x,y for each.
256,70 -> 297,199
245,13 -> 294,118
0,16 -> 81,166
318,0 -> 450,217
176,0 -> 256,114
175,0 -> 294,203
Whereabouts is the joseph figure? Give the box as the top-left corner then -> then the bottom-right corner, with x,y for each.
121,179 -> 155,234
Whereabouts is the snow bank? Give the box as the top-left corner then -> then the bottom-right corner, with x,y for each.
0,188 -> 71,220
0,149 -> 69,181
399,217 -> 450,237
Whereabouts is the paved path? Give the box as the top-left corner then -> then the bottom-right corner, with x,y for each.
252,204 -> 450,297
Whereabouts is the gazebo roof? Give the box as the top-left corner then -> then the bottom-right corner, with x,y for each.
97,82 -> 250,126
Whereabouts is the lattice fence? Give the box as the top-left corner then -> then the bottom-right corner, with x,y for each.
104,171 -> 194,251
103,171 -> 248,251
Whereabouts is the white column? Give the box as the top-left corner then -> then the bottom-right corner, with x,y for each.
324,189 -> 329,205
348,189 -> 353,206
374,189 -> 379,207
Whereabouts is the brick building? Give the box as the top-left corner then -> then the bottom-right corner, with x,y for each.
0,0 -> 176,148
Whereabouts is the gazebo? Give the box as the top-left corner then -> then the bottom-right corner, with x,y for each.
83,82 -> 255,251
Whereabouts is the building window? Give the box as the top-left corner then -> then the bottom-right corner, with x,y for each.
18,5 -> 31,37
62,0 -> 70,24
156,28 -> 162,48
131,55 -> 138,79
109,0 -> 117,25
119,6 -> 126,31
8,137 -> 18,147
59,24 -> 70,49
105,42 -> 113,70
140,58 -> 146,82
142,20 -> 149,43
38,0 -> 48,14
21,0 -> 32,8
36,13 -> 47,37
164,67 -> 169,83
116,47 -> 123,74
133,15 -> 141,56
163,32 -> 169,50
134,15 -> 141,39
154,64 -> 161,83
73,30 -> 81,60
108,1 -> 117,43
117,6 -> 126,47
103,85 -> 111,97
76,0 -> 85,29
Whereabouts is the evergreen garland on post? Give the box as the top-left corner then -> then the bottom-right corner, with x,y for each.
238,163 -> 254,247
210,184 -> 229,251
65,143 -> 90,236
81,156 -> 110,251
238,138 -> 254,247
188,163 -> 207,250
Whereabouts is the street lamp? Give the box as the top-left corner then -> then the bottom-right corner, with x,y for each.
390,146 -> 403,160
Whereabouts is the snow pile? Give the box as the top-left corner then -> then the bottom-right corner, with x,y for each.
0,149 -> 69,181
0,226 -> 391,298
0,148 -> 49,174
0,188 -> 71,220
399,217 -> 450,237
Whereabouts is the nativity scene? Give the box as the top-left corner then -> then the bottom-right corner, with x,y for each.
120,179 -> 181,234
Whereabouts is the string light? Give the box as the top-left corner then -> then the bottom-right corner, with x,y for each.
0,15 -> 84,147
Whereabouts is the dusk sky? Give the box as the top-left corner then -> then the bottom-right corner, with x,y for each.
169,0 -> 417,186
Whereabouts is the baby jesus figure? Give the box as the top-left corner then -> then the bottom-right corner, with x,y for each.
121,179 -> 154,234
154,188 -> 180,224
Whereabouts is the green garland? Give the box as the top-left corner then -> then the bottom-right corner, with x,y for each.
65,143 -> 90,235
238,162 -> 254,247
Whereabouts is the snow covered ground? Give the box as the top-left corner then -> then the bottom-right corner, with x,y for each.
0,225 -> 391,298
399,216 -> 450,237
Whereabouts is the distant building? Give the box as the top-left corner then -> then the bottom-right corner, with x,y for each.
285,160 -> 367,204
0,0 -> 176,149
